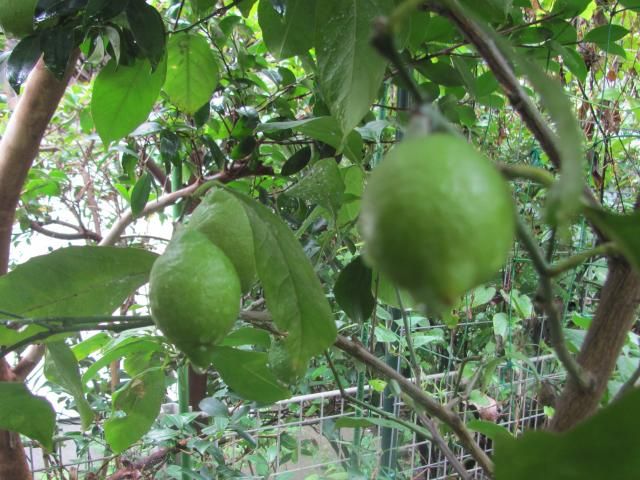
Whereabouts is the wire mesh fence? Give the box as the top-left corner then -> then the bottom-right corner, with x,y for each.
26,353 -> 563,479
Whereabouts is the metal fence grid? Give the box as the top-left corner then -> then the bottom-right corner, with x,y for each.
25,352 -> 563,479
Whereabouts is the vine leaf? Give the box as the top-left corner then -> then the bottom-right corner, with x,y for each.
585,208 -> 640,273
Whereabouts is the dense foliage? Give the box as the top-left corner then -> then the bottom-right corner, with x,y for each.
1,0 -> 640,478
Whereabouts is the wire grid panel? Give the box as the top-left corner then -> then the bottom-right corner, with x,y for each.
24,354 -> 562,479
223,354 -> 562,479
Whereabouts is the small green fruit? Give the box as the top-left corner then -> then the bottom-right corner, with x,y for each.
187,189 -> 257,293
149,229 -> 241,367
0,0 -> 37,38
359,134 -> 515,311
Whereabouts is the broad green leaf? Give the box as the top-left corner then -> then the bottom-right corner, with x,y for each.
92,57 -> 166,145
552,43 -> 587,83
585,208 -> 640,273
258,117 -> 363,162
227,190 -> 337,368
495,388 -> 640,479
126,0 -> 166,67
258,0 -> 315,59
44,342 -> 94,430
209,347 -> 290,403
0,382 -> 55,451
584,24 -> 629,44
41,26 -> 75,79
164,32 -> 219,114
288,158 -> 345,216
493,313 -> 509,339
315,0 -> 393,136
334,256 -> 374,323
551,0 -> 592,18
190,0 -> 216,15
130,172 -> 152,217
336,165 -> 364,228
0,247 -> 157,347
105,368 -> 165,453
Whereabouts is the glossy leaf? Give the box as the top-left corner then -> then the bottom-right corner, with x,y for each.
227,190 -> 337,369
315,0 -> 393,136
126,0 -> 166,68
208,346 -> 290,403
0,247 -> 157,347
7,34 -> 41,93
40,26 -> 75,79
92,58 -> 166,145
258,0 -> 315,59
258,117 -> 363,162
164,32 -> 219,114
334,256 -> 374,323
584,24 -> 629,44
495,388 -> 640,479
104,368 -> 165,453
0,383 -> 55,451
287,158 -> 345,215
45,341 -> 94,429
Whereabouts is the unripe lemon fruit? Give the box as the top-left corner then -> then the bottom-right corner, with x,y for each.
0,0 -> 37,38
359,134 -> 515,312
149,229 -> 241,367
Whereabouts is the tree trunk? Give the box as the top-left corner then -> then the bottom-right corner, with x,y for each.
0,54 -> 78,480
550,259 -> 640,432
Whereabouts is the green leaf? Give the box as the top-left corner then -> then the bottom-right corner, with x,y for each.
82,337 -> 162,385
258,117 -> 363,163
7,34 -> 41,93
71,332 -> 110,361
41,26 -> 75,79
467,420 -> 512,441
208,346 -> 290,403
553,43 -> 588,83
126,0 -> 166,68
44,342 -> 94,430
238,0 -> 258,16
334,256 -> 374,323
92,57 -> 166,145
164,32 -> 219,114
315,0 -> 393,136
220,327 -> 271,348
495,388 -> 640,479
585,208 -> 640,273
551,0 -> 592,18
584,24 -> 629,44
190,0 -> 216,15
0,247 -> 157,347
130,172 -> 153,218
105,368 -> 165,453
281,146 -> 312,176
0,382 -> 55,451
227,190 -> 337,369
258,0 -> 315,59
517,57 -> 584,225
335,416 -> 424,435
288,158 -> 345,215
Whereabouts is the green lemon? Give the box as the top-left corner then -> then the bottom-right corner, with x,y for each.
359,134 -> 515,312
149,228 -> 242,367
0,0 -> 37,38
187,188 -> 257,293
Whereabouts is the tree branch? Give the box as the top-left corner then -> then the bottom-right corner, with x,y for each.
30,220 -> 102,242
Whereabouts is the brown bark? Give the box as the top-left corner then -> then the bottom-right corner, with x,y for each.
0,53 -> 78,480
188,366 -> 207,412
550,259 -> 640,432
